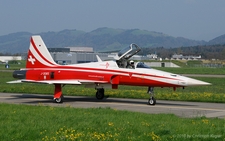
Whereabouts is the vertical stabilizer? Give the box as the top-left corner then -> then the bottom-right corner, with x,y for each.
96,55 -> 102,62
26,35 -> 57,68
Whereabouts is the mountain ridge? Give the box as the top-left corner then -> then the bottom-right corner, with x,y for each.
0,27 -> 224,54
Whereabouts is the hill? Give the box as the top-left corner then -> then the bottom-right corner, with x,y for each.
208,34 -> 225,45
0,28 -> 206,54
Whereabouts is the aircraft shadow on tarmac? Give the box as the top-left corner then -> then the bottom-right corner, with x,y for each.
8,94 -> 196,107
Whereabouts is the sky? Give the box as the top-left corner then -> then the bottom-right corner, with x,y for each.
0,0 -> 225,41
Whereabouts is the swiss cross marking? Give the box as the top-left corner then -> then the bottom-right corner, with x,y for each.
28,55 -> 36,65
106,62 -> 109,68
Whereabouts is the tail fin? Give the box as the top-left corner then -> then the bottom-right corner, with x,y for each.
26,35 -> 57,68
96,55 -> 102,62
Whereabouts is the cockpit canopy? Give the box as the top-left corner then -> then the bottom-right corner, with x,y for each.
115,43 -> 141,61
136,62 -> 151,69
115,43 -> 141,68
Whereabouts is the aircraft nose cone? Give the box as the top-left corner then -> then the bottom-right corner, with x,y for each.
186,78 -> 211,86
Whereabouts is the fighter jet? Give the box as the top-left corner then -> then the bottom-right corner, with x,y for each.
9,35 -> 210,105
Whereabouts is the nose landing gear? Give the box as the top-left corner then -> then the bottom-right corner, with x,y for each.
147,87 -> 156,105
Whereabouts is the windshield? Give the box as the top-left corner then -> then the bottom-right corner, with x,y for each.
136,62 -> 151,69
118,46 -> 131,57
117,43 -> 140,60
115,43 -> 141,68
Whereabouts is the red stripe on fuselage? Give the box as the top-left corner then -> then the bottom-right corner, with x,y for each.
44,65 -> 181,81
25,66 -> 184,87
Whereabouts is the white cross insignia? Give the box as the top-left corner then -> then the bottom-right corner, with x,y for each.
106,62 -> 109,68
28,55 -> 36,65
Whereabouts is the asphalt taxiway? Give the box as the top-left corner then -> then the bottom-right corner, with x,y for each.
0,93 -> 224,119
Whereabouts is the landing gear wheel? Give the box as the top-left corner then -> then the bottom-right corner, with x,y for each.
148,97 -> 156,105
54,95 -> 64,103
147,86 -> 156,106
96,88 -> 104,100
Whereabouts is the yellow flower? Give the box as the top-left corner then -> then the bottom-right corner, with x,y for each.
108,122 -> 114,126
202,119 -> 209,124
149,132 -> 161,141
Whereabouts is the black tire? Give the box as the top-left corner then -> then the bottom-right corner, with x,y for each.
148,97 -> 156,105
96,88 -> 104,100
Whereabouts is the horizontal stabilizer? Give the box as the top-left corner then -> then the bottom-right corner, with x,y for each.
21,79 -> 82,85
7,80 -> 22,84
8,79 -> 109,85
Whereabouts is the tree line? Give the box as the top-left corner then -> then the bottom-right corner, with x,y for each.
140,44 -> 225,60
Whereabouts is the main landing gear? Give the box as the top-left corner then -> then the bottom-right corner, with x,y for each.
54,95 -> 64,103
147,87 -> 156,105
96,88 -> 105,100
53,84 -> 64,103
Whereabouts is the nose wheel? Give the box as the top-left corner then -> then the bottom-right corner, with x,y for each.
147,87 -> 156,105
148,97 -> 156,105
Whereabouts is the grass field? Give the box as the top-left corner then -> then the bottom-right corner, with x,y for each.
0,103 -> 224,141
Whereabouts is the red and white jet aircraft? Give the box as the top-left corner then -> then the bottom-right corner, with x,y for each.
9,35 -> 210,105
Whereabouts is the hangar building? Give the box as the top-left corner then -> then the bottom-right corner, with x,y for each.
48,47 -> 113,64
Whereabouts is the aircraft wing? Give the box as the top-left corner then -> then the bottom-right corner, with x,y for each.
7,79 -> 109,85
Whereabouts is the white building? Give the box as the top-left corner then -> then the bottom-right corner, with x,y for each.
0,56 -> 22,63
65,47 -> 93,52
147,54 -> 158,59
172,54 -> 201,60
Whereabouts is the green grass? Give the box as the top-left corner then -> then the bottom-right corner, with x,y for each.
186,60 -> 203,66
0,60 -> 26,70
0,103 -> 224,141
